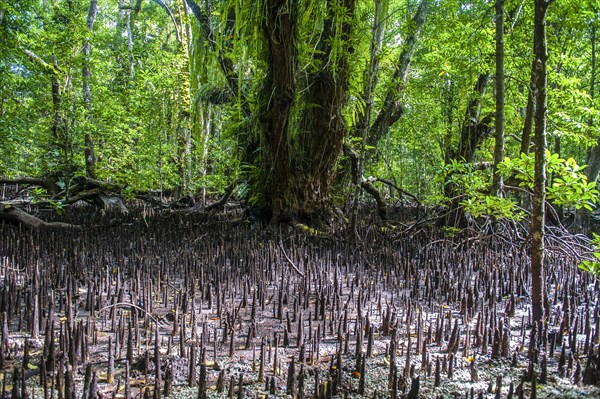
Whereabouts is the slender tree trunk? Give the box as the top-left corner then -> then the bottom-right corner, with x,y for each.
492,0 -> 505,195
188,5 -> 212,201
126,9 -> 134,81
21,49 -> 71,173
348,0 -> 388,227
185,0 -> 247,111
50,57 -> 71,172
586,21 -> 599,184
443,72 -> 492,228
520,72 -> 536,155
82,0 -> 98,179
369,0 -> 429,148
356,0 -> 387,151
578,15 -> 599,230
452,73 -> 492,164
174,3 -> 192,194
116,0 -> 134,86
531,0 -> 553,324
51,58 -> 64,160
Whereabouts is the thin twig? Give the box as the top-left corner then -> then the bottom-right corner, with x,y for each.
278,241 -> 305,277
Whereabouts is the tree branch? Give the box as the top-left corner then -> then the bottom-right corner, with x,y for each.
0,203 -> 81,230
21,48 -> 63,75
204,182 -> 237,211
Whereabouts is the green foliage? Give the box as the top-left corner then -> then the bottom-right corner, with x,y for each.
498,151 -> 599,210
30,187 -> 49,204
579,234 -> 600,280
29,186 -> 64,214
444,160 -> 525,220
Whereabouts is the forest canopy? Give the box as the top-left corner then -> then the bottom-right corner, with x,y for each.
1,0 -> 599,226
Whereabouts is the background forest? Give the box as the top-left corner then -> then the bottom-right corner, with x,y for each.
1,0 -> 599,226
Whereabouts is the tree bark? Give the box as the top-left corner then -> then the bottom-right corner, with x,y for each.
450,73 -> 492,163
171,5 -> 192,194
116,0 -> 135,85
578,14 -> 599,230
260,0 -> 297,221
356,0 -> 387,152
585,20 -> 599,185
520,69 -> 536,155
492,0 -> 505,195
291,0 -> 356,224
82,0 -> 99,179
531,0 -> 553,324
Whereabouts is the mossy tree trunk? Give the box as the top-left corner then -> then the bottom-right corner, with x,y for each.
259,0 -> 297,221
187,0 -> 357,225
255,0 -> 356,225
289,0 -> 356,225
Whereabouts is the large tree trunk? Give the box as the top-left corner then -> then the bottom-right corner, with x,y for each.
289,0 -> 356,224
531,0 -> 553,324
186,0 -> 358,225
259,0 -> 297,221
82,0 -> 99,179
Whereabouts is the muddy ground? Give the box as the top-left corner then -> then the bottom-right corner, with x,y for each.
0,206 -> 599,398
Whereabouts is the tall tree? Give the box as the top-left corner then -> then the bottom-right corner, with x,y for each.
369,0 -> 429,149
22,49 -> 71,175
82,0 -> 99,178
453,73 -> 492,164
531,0 -> 554,324
492,0 -> 505,195
585,13 -> 599,195
289,0 -> 357,223
259,0 -> 298,221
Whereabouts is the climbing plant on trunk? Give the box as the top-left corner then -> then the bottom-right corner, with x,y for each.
288,0 -> 357,224
258,0 -> 298,221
